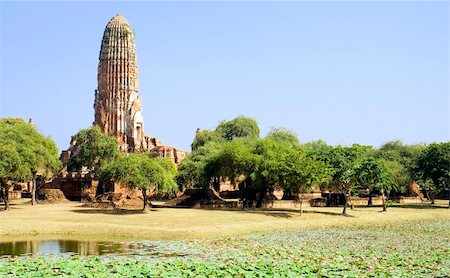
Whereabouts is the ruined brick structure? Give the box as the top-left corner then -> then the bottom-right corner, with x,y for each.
60,14 -> 185,164
94,14 -> 146,152
93,14 -> 184,160
46,14 -> 185,200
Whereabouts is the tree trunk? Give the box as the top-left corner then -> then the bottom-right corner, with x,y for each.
0,181 -> 9,211
142,189 -> 148,211
5,184 -> 9,210
342,192 -> 348,215
349,193 -> 354,210
430,190 -> 435,205
368,190 -> 372,206
213,177 -> 220,192
283,189 -> 292,200
256,187 -> 267,208
2,193 -> 9,211
299,197 -> 303,215
381,189 -> 387,212
31,172 -> 37,206
1,191 -> 8,211
448,183 -> 450,208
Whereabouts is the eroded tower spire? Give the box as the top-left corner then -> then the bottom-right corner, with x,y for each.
94,14 -> 146,151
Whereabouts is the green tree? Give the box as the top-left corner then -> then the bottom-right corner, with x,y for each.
177,141 -> 225,191
377,141 -> 425,194
0,118 -> 61,209
100,154 -> 177,211
329,145 -> 368,215
351,156 -> 390,211
416,142 -> 450,207
191,129 -> 223,151
244,138 -> 293,207
0,146 -> 25,210
302,140 -> 335,191
202,138 -> 317,209
266,127 -> 300,148
183,115 -> 260,192
215,115 -> 260,141
68,126 -> 119,176
380,159 -> 408,211
279,151 -> 330,214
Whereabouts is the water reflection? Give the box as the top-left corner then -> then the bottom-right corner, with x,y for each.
0,240 -> 131,256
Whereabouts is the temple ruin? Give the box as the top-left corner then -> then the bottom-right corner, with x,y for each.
62,14 -> 185,164
95,14 -> 148,152
46,14 -> 186,200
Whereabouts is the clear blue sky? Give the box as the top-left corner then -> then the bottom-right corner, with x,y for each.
0,1 -> 448,152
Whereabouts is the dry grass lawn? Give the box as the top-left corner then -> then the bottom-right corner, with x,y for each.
0,199 -> 448,242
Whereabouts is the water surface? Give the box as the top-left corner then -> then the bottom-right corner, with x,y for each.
0,240 -> 183,257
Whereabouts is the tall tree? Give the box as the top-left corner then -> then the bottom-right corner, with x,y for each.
245,138 -> 294,207
100,154 -> 177,211
416,142 -> 450,207
0,118 -> 61,209
68,126 -> 119,176
201,137 -> 324,209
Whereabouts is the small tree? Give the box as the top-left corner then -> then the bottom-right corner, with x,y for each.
352,156 -> 389,211
100,154 -> 177,211
329,145 -> 369,215
300,156 -> 332,214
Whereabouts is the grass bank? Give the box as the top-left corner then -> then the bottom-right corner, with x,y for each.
0,199 -> 449,241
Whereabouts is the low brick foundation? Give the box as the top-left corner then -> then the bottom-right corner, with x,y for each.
196,196 -> 423,210
8,191 -> 22,200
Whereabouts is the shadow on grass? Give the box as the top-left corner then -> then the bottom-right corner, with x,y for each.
235,210 -> 294,218
0,202 -> 26,211
215,208 -> 355,218
350,202 -> 449,210
302,210 -> 355,217
390,203 -> 449,210
71,208 -> 159,215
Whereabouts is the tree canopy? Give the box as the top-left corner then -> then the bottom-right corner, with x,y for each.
100,153 -> 177,210
351,156 -> 389,211
377,140 -> 425,187
215,115 -> 260,141
181,135 -> 329,209
266,127 -> 300,148
68,126 -> 119,176
0,118 -> 61,210
191,129 -> 223,151
179,116 -> 450,213
416,142 -> 450,207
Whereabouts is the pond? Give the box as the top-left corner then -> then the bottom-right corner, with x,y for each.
0,240 -> 190,257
